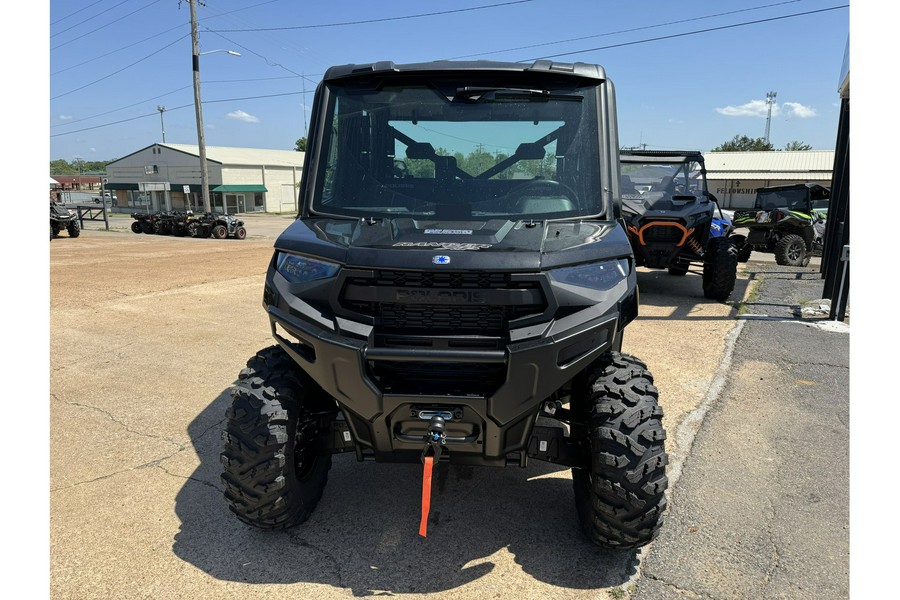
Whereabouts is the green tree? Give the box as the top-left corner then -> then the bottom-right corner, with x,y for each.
783,140 -> 813,151
711,135 -> 774,152
50,159 -> 74,174
295,137 -> 307,152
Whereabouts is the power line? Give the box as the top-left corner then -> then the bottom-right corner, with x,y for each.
51,85 -> 193,129
50,89 -> 316,138
51,33 -> 190,100
446,0 -> 807,60
50,0 -> 110,27
51,0 -> 137,38
51,22 -> 189,75
207,0 -> 537,32
50,103 -> 194,138
51,0 -> 167,51
524,5 -> 848,61
50,0 -> 280,76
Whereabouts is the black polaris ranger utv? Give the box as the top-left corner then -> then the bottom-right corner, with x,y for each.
221,60 -> 669,549
619,150 -> 737,301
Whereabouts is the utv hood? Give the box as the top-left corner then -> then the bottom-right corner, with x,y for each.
274,216 -> 631,271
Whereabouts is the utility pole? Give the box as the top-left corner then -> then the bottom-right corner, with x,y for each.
189,0 -> 211,213
157,105 -> 166,142
764,91 -> 777,145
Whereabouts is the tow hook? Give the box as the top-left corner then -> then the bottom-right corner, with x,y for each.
421,415 -> 447,464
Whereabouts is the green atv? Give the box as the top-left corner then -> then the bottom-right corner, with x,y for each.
732,183 -> 829,266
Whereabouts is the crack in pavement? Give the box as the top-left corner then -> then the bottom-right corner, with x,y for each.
286,532 -> 345,588
52,393 -> 185,451
642,573 -> 710,598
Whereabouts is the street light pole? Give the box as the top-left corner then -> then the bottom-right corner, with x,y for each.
189,0 -> 240,214
157,105 -> 166,142
189,0 -> 211,213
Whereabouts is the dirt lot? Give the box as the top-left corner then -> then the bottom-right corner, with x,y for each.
49,222 -> 740,599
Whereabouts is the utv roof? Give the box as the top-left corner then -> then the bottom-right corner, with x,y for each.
620,150 -> 705,165
756,182 -> 830,193
323,60 -> 607,82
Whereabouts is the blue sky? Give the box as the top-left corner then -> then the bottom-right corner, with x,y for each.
46,0 -> 850,163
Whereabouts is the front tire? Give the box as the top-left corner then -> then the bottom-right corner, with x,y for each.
571,352 -> 669,550
775,234 -> 808,266
221,345 -> 333,529
235,226 -> 247,240
702,237 -> 737,301
131,221 -> 142,234
67,220 -> 80,238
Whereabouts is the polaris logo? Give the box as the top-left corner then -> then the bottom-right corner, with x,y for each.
395,290 -> 487,304
433,255 -> 451,265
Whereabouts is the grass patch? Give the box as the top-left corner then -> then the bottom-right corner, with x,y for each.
735,278 -> 763,315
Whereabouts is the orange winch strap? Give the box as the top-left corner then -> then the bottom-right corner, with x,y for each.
419,455 -> 434,537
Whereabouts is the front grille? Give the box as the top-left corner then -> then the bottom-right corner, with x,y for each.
643,223 -> 684,243
340,270 -> 546,335
370,360 -> 507,396
379,303 -> 531,332
368,270 -> 511,289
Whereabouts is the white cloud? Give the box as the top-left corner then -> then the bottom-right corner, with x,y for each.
715,100 -> 771,118
716,99 -> 818,119
226,110 -> 259,123
59,115 -> 72,121
782,102 -> 817,118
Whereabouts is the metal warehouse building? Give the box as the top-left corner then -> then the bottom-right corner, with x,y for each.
704,150 -> 835,209
105,143 -> 304,214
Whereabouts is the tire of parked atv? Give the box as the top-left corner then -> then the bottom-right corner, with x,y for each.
235,226 -> 247,240
737,244 -> 752,263
702,237 -> 738,301
67,220 -> 80,238
571,352 -> 668,550
131,221 -> 142,234
221,345 -> 333,529
775,234 -> 809,267
212,225 -> 228,239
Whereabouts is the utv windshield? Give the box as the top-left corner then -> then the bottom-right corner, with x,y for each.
619,159 -> 706,199
311,78 -> 604,220
756,187 -> 829,212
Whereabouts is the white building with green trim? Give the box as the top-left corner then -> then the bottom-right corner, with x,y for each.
105,143 -> 304,214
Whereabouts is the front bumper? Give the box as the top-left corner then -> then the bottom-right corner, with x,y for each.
267,274 -> 632,465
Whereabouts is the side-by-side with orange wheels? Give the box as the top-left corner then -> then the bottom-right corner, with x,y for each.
620,150 -> 738,301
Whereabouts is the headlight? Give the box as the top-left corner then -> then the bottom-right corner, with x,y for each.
548,258 -> 630,291
275,253 -> 340,283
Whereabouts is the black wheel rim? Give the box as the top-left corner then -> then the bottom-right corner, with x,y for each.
788,242 -> 803,262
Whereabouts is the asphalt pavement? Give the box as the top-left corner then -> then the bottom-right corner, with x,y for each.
632,262 -> 849,599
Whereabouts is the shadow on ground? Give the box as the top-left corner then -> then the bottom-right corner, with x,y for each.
172,389 -> 639,596
633,267 -> 748,320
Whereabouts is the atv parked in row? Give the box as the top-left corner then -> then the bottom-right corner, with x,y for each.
191,212 -> 247,239
220,60 -> 669,550
732,183 -> 830,266
50,201 -> 80,239
130,211 -> 247,239
619,150 -> 738,301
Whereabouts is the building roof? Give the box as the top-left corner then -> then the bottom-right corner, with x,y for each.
160,143 -> 304,167
704,151 -> 834,181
